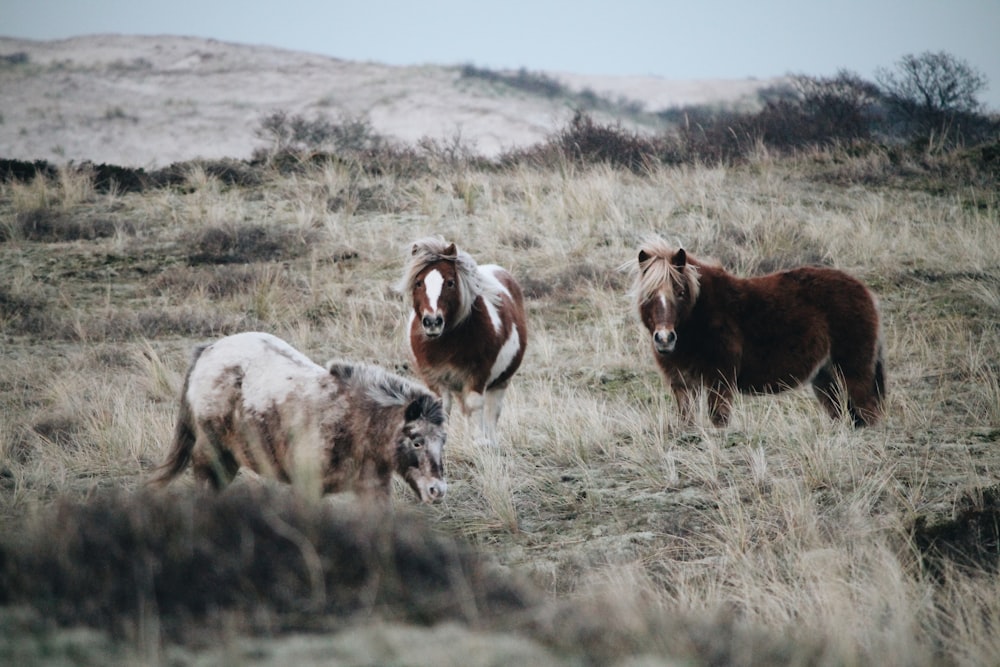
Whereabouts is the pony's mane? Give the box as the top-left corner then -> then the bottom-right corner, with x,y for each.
628,236 -> 702,305
326,358 -> 441,421
395,236 -> 502,319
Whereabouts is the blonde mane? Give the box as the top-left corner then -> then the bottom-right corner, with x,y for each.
628,236 -> 702,305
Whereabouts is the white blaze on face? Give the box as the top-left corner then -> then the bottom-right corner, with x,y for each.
423,269 -> 444,312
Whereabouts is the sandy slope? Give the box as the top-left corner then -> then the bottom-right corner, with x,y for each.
0,34 -> 778,167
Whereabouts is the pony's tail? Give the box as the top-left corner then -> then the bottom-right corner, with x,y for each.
147,345 -> 205,488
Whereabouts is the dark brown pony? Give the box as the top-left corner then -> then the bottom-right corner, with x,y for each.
630,238 -> 886,427
397,237 -> 527,446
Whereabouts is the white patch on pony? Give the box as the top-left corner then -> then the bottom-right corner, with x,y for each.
479,265 -> 512,299
424,269 -> 444,311
487,327 -> 521,387
483,298 -> 502,333
187,332 -> 328,417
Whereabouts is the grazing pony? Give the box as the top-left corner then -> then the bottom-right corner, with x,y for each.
397,237 -> 527,446
149,332 -> 447,503
630,238 -> 886,427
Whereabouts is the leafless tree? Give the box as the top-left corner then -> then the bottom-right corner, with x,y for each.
876,52 -> 989,142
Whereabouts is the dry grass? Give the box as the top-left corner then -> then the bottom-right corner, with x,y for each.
1,152 -> 999,665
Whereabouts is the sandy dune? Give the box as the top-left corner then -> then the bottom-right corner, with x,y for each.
0,34 -> 779,167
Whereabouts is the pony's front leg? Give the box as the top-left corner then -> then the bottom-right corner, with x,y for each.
460,389 -> 493,446
481,386 -> 506,446
707,382 -> 733,427
439,387 -> 454,417
670,382 -> 696,428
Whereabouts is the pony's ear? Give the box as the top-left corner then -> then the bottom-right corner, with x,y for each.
326,359 -> 355,380
442,243 -> 457,258
405,398 -> 423,423
405,394 -> 444,425
638,249 -> 651,265
672,248 -> 687,270
411,243 -> 420,256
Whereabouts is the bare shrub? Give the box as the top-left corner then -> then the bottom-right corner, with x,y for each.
504,111 -> 661,173
254,110 -> 385,161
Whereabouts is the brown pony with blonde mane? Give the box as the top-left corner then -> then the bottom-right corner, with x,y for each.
397,237 -> 527,446
630,237 -> 886,427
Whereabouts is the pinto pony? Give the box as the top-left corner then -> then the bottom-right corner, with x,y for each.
397,237 -> 527,446
630,238 -> 886,427
149,332 -> 447,503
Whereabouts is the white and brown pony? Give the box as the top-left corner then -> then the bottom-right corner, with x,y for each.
149,332 -> 447,503
397,237 -> 527,446
630,237 -> 886,427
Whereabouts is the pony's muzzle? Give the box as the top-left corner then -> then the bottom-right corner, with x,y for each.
653,329 -> 677,353
425,479 -> 447,503
421,313 -> 444,337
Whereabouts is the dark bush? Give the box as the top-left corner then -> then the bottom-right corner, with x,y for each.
85,162 -> 151,193
0,286 -> 53,336
460,64 -> 567,98
183,223 -> 311,265
8,209 -> 117,242
913,483 -> 1000,580
0,487 -> 534,640
0,52 -> 29,66
0,159 -> 57,184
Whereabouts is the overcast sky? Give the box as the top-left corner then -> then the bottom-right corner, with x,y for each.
4,0 -> 999,110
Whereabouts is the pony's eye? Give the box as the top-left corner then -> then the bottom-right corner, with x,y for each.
415,279 -> 423,288
445,279 -> 456,288
412,437 -> 425,448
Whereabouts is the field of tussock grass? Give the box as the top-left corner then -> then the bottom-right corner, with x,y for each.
1,149 -> 999,665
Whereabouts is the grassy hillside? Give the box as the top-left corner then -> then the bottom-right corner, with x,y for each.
1,142 -> 998,665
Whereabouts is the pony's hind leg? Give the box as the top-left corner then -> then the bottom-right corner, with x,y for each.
844,360 -> 885,427
190,426 -> 240,491
192,447 -> 239,490
811,365 -> 847,421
